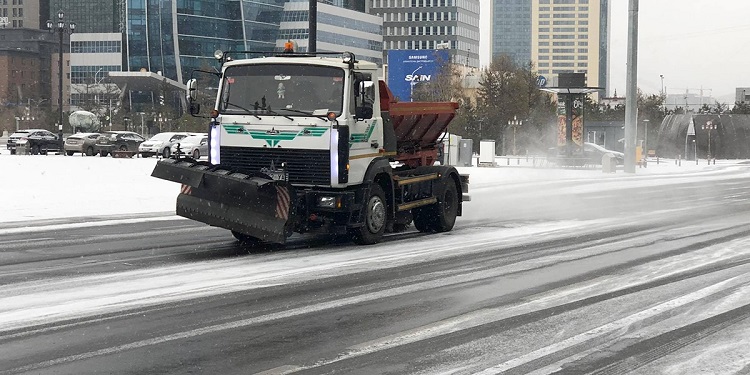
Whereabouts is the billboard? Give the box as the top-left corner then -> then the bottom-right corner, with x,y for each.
387,49 -> 450,102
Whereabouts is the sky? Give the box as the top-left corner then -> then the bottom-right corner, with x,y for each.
479,1 -> 750,102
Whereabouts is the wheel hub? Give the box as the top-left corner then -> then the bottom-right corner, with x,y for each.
367,197 -> 386,233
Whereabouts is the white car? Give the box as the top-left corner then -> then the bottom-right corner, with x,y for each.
171,134 -> 209,159
138,132 -> 193,158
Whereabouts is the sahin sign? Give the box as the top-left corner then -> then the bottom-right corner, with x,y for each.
387,49 -> 450,102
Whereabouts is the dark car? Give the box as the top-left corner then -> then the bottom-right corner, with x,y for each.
7,129 -> 61,155
64,132 -> 101,156
94,131 -> 146,157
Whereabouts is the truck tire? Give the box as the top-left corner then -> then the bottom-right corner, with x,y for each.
351,183 -> 387,245
412,207 -> 434,233
432,181 -> 458,232
412,180 -> 459,233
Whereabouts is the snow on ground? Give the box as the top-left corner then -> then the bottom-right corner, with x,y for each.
0,147 -> 746,224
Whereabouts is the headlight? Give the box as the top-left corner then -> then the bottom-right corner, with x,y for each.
317,196 -> 338,209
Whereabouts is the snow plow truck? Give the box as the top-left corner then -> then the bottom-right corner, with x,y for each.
152,49 -> 469,245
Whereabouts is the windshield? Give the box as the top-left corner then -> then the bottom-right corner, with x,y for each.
219,64 -> 345,116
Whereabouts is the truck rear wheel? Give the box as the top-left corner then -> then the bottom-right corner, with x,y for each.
412,180 -> 458,233
433,181 -> 458,232
351,184 -> 387,245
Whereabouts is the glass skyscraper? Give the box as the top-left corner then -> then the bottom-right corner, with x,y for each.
126,0 -> 286,84
491,0 -> 532,65
49,0 -> 122,33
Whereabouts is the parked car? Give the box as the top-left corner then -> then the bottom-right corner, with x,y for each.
170,134 -> 209,159
94,131 -> 146,157
64,132 -> 101,156
7,129 -> 61,155
584,142 -> 625,165
138,132 -> 193,158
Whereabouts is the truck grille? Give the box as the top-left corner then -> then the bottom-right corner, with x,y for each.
220,147 -> 331,186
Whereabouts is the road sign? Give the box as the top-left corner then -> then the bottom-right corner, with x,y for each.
536,76 -> 547,88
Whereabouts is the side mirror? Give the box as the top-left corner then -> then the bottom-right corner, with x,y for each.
187,78 -> 198,102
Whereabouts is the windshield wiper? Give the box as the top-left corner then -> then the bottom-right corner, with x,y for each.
253,97 -> 293,121
225,102 -> 261,119
279,108 -> 330,120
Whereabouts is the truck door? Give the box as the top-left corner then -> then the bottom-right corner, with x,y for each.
349,75 -> 379,158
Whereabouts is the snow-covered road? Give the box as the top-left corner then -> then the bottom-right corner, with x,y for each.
1,153 -> 749,374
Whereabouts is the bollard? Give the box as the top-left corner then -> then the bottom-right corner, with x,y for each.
507,157 -> 510,166
517,157 -> 520,165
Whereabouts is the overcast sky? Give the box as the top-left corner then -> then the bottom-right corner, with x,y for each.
480,1 -> 750,102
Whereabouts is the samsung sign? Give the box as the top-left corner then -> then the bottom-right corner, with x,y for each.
387,49 -> 450,102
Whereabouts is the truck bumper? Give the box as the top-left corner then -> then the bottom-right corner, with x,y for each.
152,159 -> 295,244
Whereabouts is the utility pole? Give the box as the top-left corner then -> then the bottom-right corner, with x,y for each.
308,0 -> 317,52
624,0 -> 639,173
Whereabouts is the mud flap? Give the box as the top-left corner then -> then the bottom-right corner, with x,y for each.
152,159 -> 295,244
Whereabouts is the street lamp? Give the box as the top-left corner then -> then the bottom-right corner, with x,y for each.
643,119 -> 650,157
701,120 -> 717,159
507,115 -> 523,155
47,10 -> 76,153
659,75 -> 664,96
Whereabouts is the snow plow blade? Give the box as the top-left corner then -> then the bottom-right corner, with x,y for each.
151,159 -> 294,244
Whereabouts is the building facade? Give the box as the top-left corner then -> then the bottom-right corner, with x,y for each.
278,0 -> 383,65
69,32 -> 123,114
0,28 -> 56,104
48,0 -> 122,33
0,0 -> 46,29
369,0 -> 481,70
490,0 -> 532,65
492,0 -> 610,95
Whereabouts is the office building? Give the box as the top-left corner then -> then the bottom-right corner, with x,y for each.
490,0 -> 532,65
0,0 -> 48,29
278,0 -> 383,65
370,0 -> 481,70
48,0 -> 121,33
492,0 -> 610,95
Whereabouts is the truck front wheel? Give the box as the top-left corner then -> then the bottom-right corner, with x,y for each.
352,184 -> 387,245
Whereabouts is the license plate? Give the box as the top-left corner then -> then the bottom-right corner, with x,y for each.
269,170 -> 288,181
261,167 -> 288,181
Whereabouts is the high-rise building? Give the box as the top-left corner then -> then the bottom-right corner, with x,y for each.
492,0 -> 610,94
48,0 -> 121,33
490,0 -> 532,65
278,0 -> 383,65
0,0 -> 48,29
370,0 -> 481,70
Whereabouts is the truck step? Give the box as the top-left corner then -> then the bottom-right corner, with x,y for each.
392,173 -> 439,186
397,197 -> 437,212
